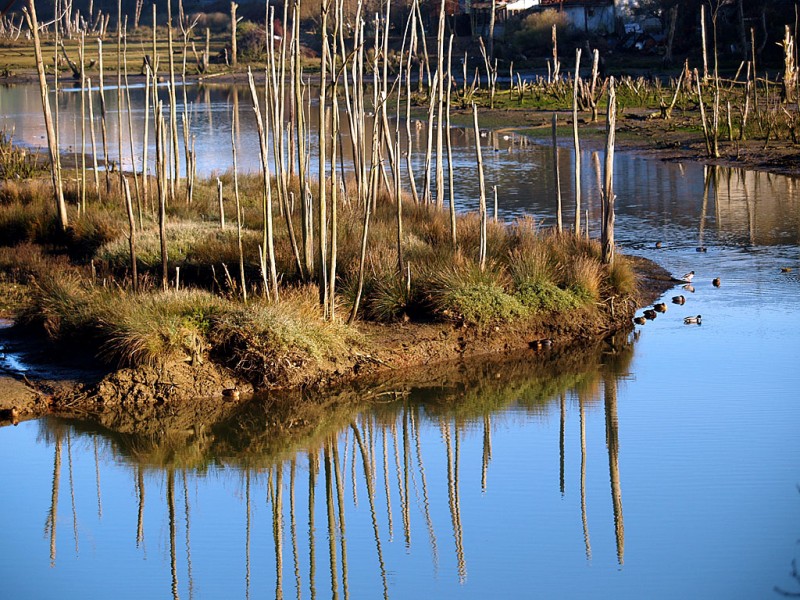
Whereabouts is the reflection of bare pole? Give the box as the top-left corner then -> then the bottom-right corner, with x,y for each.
331,442 -> 350,600
289,459 -> 301,600
308,452 -> 317,600
324,445 -> 340,600
183,473 -> 194,600
700,166 -> 711,247
350,424 -> 389,599
136,465 -> 145,548
604,376 -> 624,565
442,419 -> 466,582
274,464 -> 284,600
411,407 -> 438,569
401,409 -> 411,548
45,432 -> 62,567
167,469 -> 180,600
579,394 -> 592,560
559,393 -> 566,496
481,414 -> 492,493
246,470 -> 251,600
93,437 -> 103,519
382,427 -> 394,540
67,430 -> 79,555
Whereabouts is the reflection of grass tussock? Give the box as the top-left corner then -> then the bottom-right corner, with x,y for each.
46,333 -> 636,470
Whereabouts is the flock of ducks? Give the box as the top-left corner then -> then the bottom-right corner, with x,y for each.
634,268 -> 709,328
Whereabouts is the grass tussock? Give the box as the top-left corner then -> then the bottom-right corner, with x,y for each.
3,166 -> 639,383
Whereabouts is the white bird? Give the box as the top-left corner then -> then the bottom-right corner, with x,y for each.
681,270 -> 695,282
683,315 -> 702,325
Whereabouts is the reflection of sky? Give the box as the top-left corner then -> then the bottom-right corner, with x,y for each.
2,82 -> 800,599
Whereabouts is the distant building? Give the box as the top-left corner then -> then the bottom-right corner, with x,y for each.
506,0 -> 617,35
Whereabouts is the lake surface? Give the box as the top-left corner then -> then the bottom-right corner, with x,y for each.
1,82 -> 800,599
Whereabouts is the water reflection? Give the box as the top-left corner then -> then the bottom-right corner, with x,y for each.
31,337 -> 634,597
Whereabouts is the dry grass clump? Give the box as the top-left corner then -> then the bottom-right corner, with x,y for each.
426,259 -> 525,324
562,255 -> 603,303
210,286 -> 360,385
98,289 -> 226,368
606,254 -> 637,296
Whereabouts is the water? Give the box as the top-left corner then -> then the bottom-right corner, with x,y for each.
1,83 -> 800,599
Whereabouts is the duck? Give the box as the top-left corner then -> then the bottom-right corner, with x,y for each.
653,302 -> 667,313
683,284 -> 695,293
643,309 -> 657,320
696,246 -> 707,252
633,316 -> 646,325
681,270 -> 695,282
655,241 -> 663,249
712,277 -> 721,287
781,267 -> 792,273
672,294 -> 686,305
683,315 -> 702,325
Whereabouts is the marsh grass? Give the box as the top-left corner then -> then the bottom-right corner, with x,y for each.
4,165 -> 636,376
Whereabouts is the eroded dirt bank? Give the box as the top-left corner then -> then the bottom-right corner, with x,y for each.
0,256 -> 675,426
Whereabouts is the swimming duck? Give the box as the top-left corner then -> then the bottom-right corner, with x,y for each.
672,295 -> 686,305
712,277 -> 721,287
696,246 -> 707,252
643,309 -> 657,320
653,302 -> 667,313
781,267 -> 792,273
683,315 -> 702,325
681,270 -> 695,282
633,316 -> 646,325
655,241 -> 663,249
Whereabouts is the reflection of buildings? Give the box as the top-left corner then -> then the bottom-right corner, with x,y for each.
37,340 -> 633,596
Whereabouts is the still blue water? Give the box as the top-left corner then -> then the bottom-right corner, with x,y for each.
1,83 -> 799,599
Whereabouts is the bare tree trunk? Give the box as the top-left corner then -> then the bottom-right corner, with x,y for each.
572,48 -> 581,234
782,25 -> 797,103
473,104 -> 487,270
122,176 -> 138,291
155,101 -> 169,291
435,0 -> 446,208
446,34 -> 457,246
24,0 -> 68,231
231,108 -> 246,303
551,24 -> 560,81
248,68 -> 280,301
231,2 -> 238,67
552,113 -> 562,233
701,4 -> 708,84
601,78 -> 616,265
319,0 -> 330,313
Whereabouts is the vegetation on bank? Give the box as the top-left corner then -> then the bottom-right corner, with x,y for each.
0,167 -> 636,386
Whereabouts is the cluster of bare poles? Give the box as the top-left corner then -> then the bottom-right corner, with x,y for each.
22,0 -> 625,324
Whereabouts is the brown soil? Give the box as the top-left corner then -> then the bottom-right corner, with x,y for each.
0,254 -> 675,426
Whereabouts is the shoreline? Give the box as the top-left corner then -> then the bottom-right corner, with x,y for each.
0,255 -> 676,426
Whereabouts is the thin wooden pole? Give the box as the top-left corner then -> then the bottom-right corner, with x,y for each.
231,107 -> 246,303
552,113 -> 562,233
24,1 -> 68,231
573,48 -> 582,234
601,78 -> 616,265
473,104 -> 487,270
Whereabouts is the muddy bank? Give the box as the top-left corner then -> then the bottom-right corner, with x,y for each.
451,106 -> 800,179
0,256 -> 675,424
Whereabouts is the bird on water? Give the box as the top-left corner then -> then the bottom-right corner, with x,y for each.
672,295 -> 686,305
681,270 -> 695,282
684,315 -> 702,325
